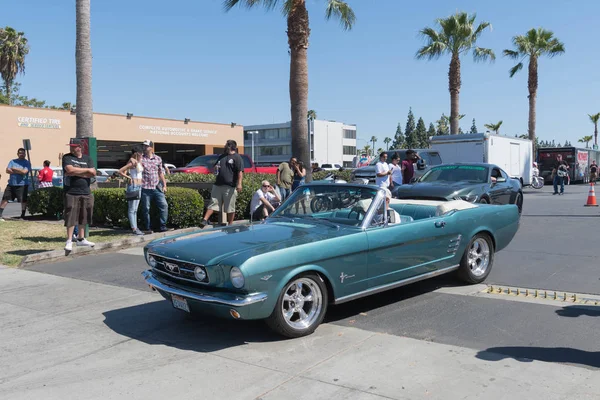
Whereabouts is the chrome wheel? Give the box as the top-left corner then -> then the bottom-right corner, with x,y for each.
281,278 -> 323,330
468,238 -> 490,277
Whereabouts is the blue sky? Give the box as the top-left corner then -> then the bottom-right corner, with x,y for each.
4,0 -> 599,147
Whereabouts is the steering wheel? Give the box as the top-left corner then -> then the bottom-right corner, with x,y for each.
348,206 -> 365,221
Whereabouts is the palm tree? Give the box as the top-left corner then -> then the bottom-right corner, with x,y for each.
578,135 -> 593,149
503,28 -> 565,146
416,12 -> 494,134
383,136 -> 392,150
0,27 -> 29,106
484,120 -> 503,134
307,109 -> 317,120
76,0 -> 93,138
370,135 -> 377,152
377,148 -> 384,155
225,0 -> 355,182
363,144 -> 371,156
589,113 -> 600,148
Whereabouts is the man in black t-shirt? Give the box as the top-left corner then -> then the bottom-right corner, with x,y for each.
200,140 -> 244,227
551,154 -> 569,195
590,161 -> 598,183
62,142 -> 96,251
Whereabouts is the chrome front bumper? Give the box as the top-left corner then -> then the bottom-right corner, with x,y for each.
142,270 -> 268,307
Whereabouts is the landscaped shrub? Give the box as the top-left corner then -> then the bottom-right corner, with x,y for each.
312,169 -> 354,182
27,187 -> 64,218
28,187 -> 203,229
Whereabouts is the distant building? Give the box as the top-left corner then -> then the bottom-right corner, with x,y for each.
244,119 -> 357,167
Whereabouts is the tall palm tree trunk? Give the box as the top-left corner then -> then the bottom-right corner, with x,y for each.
76,0 -> 93,138
4,79 -> 12,105
287,1 -> 310,180
448,54 -> 461,135
595,122 -> 598,147
527,56 -> 538,144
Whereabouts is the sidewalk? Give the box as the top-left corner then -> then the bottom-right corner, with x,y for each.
1,266 -> 598,400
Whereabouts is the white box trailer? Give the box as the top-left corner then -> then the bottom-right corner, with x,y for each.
429,133 -> 533,185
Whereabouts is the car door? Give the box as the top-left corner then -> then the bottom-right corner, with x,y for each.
364,199 -> 462,289
489,167 -> 512,204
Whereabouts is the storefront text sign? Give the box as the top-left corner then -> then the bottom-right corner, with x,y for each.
17,116 -> 61,129
139,125 -> 217,138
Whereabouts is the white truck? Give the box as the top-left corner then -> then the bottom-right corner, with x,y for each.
429,133 -> 533,186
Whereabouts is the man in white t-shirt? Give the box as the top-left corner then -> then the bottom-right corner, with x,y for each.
375,152 -> 392,188
250,180 -> 281,221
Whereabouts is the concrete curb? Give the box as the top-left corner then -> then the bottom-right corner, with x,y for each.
18,220 -> 250,268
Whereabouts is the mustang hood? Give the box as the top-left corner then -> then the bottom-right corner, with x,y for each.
147,221 -> 344,266
395,181 -> 486,199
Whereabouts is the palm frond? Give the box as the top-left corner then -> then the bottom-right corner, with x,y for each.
503,49 -> 520,59
325,0 -> 356,31
415,42 -> 446,60
508,62 -> 523,77
473,47 -> 495,62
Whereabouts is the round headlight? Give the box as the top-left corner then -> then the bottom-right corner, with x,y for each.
147,255 -> 157,268
194,266 -> 207,282
230,267 -> 245,288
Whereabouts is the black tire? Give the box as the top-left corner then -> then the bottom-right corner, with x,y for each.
514,192 -> 523,214
479,197 -> 489,204
265,273 -> 328,338
457,233 -> 495,284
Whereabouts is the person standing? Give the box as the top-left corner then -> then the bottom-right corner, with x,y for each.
552,154 -> 569,195
38,160 -> 54,188
200,140 -> 243,227
590,160 -> 598,183
62,142 -> 96,251
402,150 -> 420,184
375,152 -> 392,189
292,159 -> 306,191
388,152 -> 404,190
0,148 -> 32,221
118,146 -> 145,235
276,158 -> 295,201
140,140 -> 169,233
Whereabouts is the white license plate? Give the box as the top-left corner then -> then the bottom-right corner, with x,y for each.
171,295 -> 190,313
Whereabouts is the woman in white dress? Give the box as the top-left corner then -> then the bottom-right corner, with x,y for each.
118,146 -> 145,235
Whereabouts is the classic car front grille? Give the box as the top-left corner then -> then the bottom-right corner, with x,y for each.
150,254 -> 209,284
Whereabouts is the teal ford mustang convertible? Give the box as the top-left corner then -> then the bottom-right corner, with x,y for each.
142,183 -> 520,338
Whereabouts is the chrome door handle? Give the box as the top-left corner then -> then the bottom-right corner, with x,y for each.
435,221 -> 446,228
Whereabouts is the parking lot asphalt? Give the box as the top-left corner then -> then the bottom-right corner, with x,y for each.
21,183 -> 600,373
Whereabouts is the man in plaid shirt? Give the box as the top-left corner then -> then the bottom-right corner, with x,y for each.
140,140 -> 169,233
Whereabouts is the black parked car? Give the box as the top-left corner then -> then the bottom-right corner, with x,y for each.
392,163 -> 523,214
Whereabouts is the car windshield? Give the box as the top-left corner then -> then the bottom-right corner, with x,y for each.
269,185 -> 379,228
419,165 -> 489,183
186,155 -> 220,168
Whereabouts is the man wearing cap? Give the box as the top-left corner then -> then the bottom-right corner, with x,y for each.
62,141 -> 96,251
0,148 -> 31,221
200,139 -> 243,227
140,140 -> 169,233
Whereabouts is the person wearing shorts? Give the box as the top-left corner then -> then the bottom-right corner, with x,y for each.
200,140 -> 243,227
0,148 -> 31,221
62,142 -> 96,251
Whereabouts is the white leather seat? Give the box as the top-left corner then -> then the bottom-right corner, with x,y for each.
435,199 -> 477,215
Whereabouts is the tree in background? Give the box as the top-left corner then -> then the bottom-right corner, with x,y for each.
416,117 -> 428,148
427,123 -> 436,140
504,28 -> 565,147
370,135 -> 378,152
225,0 -> 355,183
363,144 -> 371,156
416,12 -> 494,134
0,27 -> 29,106
436,113 -> 450,135
578,135 -> 593,148
377,148 -> 384,154
392,123 -> 405,149
484,120 -> 503,134
458,127 -> 464,134
404,108 -> 418,148
76,0 -> 93,138
307,109 -> 317,120
470,118 -> 478,133
383,137 -> 392,150
588,112 -> 600,148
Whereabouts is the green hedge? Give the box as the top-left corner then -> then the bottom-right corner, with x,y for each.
312,170 -> 354,182
27,187 -> 204,229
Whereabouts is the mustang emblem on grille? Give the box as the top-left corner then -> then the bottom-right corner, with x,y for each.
164,262 -> 180,274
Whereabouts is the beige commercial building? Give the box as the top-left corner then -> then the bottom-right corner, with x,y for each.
0,105 -> 244,188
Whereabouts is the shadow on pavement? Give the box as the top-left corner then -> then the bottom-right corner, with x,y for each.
325,275 -> 461,323
5,249 -> 50,256
555,305 -> 600,318
102,299 -> 282,352
476,346 -> 600,369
